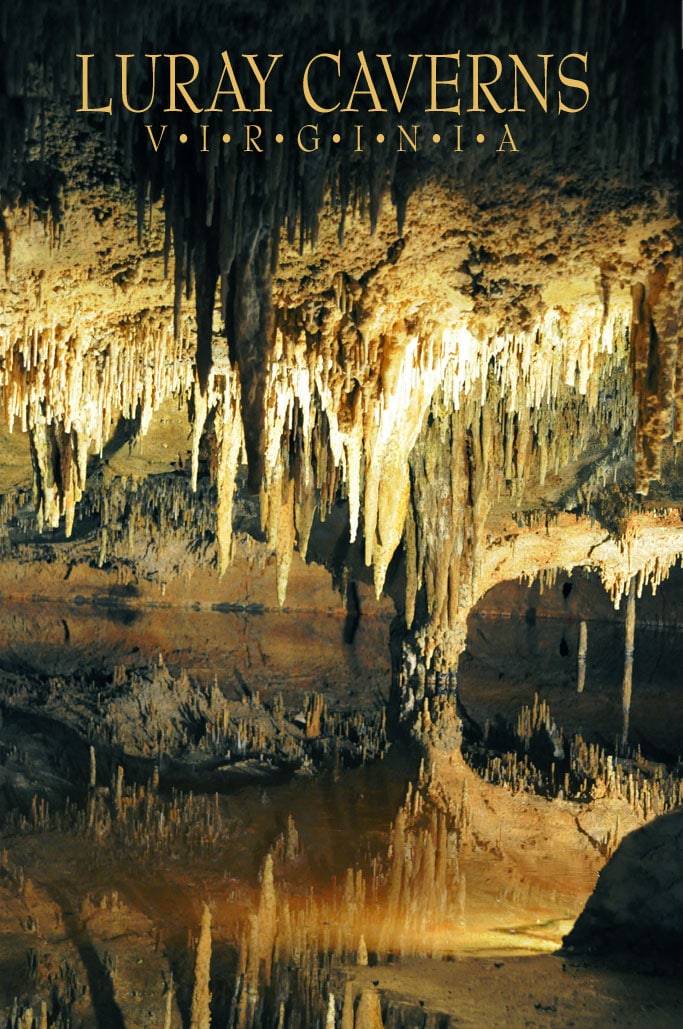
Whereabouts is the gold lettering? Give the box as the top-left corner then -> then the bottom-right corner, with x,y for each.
302,52 -> 341,113
164,53 -> 203,113
426,53 -> 461,112
118,54 -> 159,114
145,124 -> 167,151
76,54 -> 112,114
244,124 -> 263,152
467,54 -> 505,113
509,54 -> 551,113
558,52 -> 590,113
377,54 -> 422,112
342,51 -> 385,112
243,54 -> 283,112
397,125 -> 419,152
207,51 -> 249,112
496,123 -> 518,151
297,124 -> 320,152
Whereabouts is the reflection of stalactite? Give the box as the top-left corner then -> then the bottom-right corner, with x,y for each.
190,904 -> 212,1029
621,585 -> 636,750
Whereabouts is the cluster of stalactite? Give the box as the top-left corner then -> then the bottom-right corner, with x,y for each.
466,695 -> 683,824
520,549 -> 683,615
0,315 -> 193,534
1,0 -> 679,534
403,321 -> 635,633
189,369 -> 245,575
602,546 -> 683,610
237,298 -> 635,624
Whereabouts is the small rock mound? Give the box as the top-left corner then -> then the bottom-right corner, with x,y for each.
564,809 -> 683,957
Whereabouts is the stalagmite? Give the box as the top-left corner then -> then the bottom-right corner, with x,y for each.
190,904 -> 212,1029
356,934 -> 368,966
577,620 -> 588,693
622,585 -> 636,748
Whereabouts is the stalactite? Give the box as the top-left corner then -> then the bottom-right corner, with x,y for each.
631,267 -> 682,494
1,314 -> 194,538
214,374 -> 243,575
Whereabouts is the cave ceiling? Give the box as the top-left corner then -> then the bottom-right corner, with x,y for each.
0,0 -> 681,666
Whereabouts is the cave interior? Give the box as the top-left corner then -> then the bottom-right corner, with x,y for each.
0,1 -> 682,1026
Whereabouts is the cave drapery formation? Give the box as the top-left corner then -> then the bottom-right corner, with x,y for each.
0,0 -> 683,1022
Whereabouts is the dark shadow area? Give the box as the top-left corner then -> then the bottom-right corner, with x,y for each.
343,580 -> 361,644
49,887 -> 126,1029
564,809 -> 683,968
